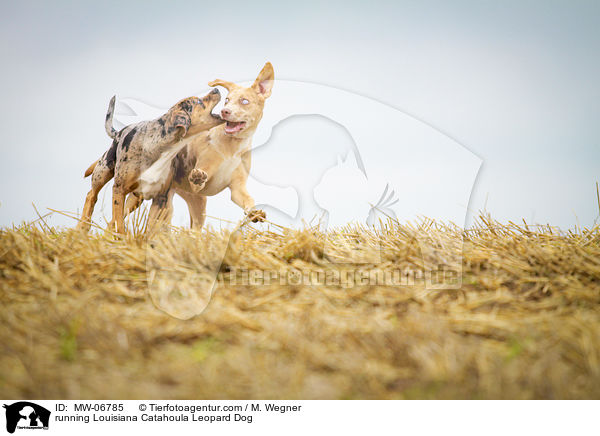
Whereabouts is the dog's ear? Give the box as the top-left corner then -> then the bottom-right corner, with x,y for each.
252,62 -> 274,98
208,79 -> 236,91
168,108 -> 191,138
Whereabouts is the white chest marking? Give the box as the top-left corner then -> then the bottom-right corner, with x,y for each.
139,135 -> 196,198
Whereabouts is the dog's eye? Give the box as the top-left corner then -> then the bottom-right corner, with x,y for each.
241,98 -> 249,105
225,98 -> 229,104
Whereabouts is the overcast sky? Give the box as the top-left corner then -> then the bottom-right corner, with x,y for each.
1,0 -> 599,230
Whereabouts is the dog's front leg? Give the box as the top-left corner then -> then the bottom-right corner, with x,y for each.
177,190 -> 207,231
230,176 -> 266,223
188,155 -> 223,193
188,167 -> 209,193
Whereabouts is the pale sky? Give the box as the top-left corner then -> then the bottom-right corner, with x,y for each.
1,0 -> 599,230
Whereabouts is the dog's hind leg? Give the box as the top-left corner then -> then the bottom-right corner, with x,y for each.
78,189 -> 100,232
111,184 -> 127,235
124,193 -> 143,218
146,190 -> 175,233
77,161 -> 114,232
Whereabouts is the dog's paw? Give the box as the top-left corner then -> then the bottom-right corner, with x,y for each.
189,169 -> 208,192
246,208 -> 266,223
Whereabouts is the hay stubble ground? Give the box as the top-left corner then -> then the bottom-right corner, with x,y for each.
1,217 -> 599,399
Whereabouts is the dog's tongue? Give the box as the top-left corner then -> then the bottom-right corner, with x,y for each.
225,121 -> 245,134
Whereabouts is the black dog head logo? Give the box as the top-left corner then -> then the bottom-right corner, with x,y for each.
3,402 -> 50,434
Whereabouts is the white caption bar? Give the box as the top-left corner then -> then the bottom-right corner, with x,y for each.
0,400 -> 596,435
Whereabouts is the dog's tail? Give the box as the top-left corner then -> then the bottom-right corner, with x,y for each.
84,160 -> 99,178
105,95 -> 117,139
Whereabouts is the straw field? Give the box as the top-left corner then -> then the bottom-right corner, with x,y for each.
1,214 -> 599,399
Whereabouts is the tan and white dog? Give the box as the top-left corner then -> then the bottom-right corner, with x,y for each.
132,62 -> 274,229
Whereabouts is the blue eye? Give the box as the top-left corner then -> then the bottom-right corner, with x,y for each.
241,98 -> 249,105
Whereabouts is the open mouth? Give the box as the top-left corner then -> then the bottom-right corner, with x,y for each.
224,121 -> 246,134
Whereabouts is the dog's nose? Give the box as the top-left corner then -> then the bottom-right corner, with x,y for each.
211,88 -> 220,95
221,108 -> 231,118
